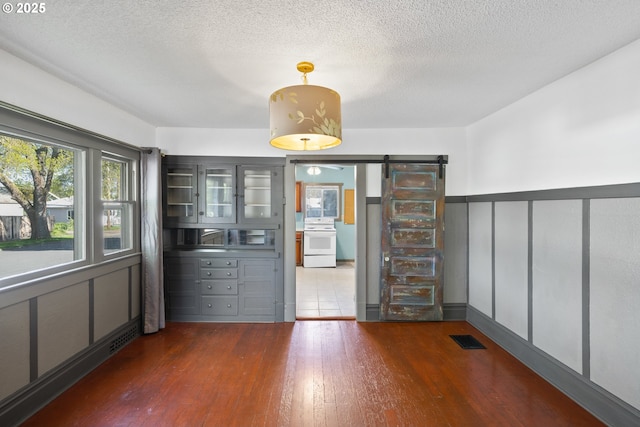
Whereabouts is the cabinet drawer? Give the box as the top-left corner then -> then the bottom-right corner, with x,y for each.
201,268 -> 238,279
201,280 -> 238,295
200,259 -> 238,268
201,296 -> 238,316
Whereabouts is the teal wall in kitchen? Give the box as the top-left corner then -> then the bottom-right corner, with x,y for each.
295,165 -> 356,261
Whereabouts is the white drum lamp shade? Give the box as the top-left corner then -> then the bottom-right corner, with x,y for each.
269,63 -> 341,150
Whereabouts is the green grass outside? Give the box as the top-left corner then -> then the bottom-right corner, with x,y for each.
0,237 -> 73,250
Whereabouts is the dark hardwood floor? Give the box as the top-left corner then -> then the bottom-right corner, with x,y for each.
21,321 -> 604,426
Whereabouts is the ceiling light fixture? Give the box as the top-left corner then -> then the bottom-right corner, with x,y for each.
269,61 -> 341,150
307,166 -> 322,175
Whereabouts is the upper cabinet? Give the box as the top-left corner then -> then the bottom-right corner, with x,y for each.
295,181 -> 302,212
163,157 -> 284,227
165,164 -> 199,224
202,165 -> 236,223
238,166 -> 279,223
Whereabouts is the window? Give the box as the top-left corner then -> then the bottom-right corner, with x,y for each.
0,133 -> 84,279
0,103 -> 140,289
101,155 -> 135,255
304,183 -> 342,220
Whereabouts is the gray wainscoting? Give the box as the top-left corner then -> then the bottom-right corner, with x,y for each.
0,256 -> 142,427
467,184 -> 640,427
494,201 -> 528,340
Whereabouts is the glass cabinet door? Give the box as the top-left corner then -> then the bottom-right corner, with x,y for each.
240,167 -> 274,222
165,165 -> 197,223
202,166 -> 235,223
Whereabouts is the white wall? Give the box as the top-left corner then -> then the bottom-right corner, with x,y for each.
157,127 -> 468,196
0,49 -> 155,147
466,39 -> 640,195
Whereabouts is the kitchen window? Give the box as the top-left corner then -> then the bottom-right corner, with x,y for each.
304,183 -> 342,220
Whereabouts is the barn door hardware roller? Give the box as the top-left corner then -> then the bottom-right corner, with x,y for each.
384,155 -> 390,179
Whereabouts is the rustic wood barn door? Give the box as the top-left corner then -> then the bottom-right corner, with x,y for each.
380,163 -> 445,321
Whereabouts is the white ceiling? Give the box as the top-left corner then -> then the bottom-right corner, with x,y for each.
1,1 -> 640,129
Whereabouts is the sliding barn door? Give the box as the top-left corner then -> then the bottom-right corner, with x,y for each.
380,163 -> 445,321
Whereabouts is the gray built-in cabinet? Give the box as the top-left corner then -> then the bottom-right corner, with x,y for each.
162,156 -> 285,322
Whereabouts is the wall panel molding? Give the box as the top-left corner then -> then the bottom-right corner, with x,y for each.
0,318 -> 141,427
468,306 -> 640,427
466,182 -> 640,423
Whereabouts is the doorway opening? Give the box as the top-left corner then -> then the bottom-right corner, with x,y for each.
294,163 -> 356,319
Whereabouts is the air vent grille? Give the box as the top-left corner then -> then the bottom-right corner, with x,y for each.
450,334 -> 486,349
109,323 -> 139,354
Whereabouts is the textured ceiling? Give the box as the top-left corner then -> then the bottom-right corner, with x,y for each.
1,0 -> 640,129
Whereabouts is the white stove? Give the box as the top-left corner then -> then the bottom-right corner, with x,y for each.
303,218 -> 337,268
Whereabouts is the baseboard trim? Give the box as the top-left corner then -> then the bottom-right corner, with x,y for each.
443,303 -> 467,320
364,303 -> 467,321
467,306 -> 640,427
366,304 -> 379,320
0,318 -> 141,427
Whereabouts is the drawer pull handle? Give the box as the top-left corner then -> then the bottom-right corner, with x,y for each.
227,304 -> 232,308
207,304 -> 212,308
207,272 -> 211,276
227,285 -> 232,290
206,261 -> 211,265
207,285 -> 212,289
226,272 -> 231,276
226,261 -> 231,265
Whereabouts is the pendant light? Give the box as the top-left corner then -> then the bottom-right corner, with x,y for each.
269,62 -> 341,150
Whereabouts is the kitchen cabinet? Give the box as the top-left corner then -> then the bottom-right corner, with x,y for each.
201,164 -> 235,224
296,231 -> 303,266
295,181 -> 302,212
165,254 -> 277,322
163,156 -> 285,323
163,158 -> 283,226
165,164 -> 199,224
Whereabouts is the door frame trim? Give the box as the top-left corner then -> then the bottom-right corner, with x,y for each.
284,155 -> 368,321
284,155 -> 448,322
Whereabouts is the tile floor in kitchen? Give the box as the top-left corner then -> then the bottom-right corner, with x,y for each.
296,262 -> 355,318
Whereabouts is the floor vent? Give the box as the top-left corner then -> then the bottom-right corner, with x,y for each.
109,324 -> 139,354
450,334 -> 486,349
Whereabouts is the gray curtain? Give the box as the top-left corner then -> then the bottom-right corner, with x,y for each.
141,148 -> 165,333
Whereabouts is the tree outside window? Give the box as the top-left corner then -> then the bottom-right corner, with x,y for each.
0,134 -> 80,279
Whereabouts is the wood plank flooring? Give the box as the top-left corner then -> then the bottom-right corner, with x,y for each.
21,321 -> 604,426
